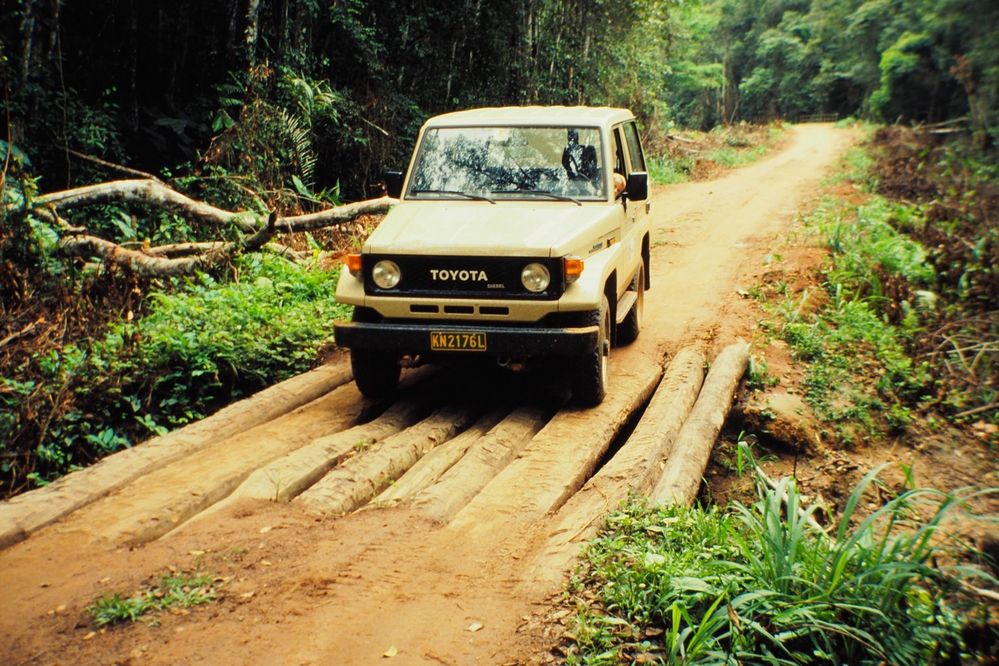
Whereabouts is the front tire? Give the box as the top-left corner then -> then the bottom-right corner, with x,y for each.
350,349 -> 400,399
573,294 -> 610,406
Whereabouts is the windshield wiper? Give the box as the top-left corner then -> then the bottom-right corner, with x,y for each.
491,189 -> 581,206
410,189 -> 496,204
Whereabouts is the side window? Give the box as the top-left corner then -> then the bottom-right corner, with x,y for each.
612,127 -> 627,175
623,122 -> 646,172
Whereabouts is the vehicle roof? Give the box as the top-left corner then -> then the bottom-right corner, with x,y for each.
423,106 -> 635,128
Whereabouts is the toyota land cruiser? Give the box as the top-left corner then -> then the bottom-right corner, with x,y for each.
333,106 -> 651,405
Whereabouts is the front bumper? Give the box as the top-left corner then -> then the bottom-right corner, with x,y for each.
333,321 -> 598,356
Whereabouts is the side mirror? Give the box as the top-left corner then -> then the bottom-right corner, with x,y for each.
384,171 -> 404,198
625,172 -> 648,201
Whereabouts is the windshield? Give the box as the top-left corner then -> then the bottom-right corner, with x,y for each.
407,126 -> 606,201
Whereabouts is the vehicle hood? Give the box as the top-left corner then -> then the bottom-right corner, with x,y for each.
365,201 -> 617,257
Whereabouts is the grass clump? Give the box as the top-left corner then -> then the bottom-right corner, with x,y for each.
87,571 -> 220,627
565,466 -> 995,665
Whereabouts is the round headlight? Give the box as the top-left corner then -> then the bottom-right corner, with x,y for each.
372,260 -> 401,289
521,263 -> 551,293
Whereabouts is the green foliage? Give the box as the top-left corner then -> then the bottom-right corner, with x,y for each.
206,64 -> 347,208
566,467 -> 995,664
821,198 -> 936,305
771,197 -> 938,440
87,572 -> 219,627
0,248 -> 348,492
647,155 -> 694,185
100,254 -> 349,420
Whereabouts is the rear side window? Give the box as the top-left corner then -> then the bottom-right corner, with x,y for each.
623,122 -> 646,172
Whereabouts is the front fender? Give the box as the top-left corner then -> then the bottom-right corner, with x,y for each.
558,244 -> 621,312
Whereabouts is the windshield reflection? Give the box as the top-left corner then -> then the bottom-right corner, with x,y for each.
408,126 -> 606,201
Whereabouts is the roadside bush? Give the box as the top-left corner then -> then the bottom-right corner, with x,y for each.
0,244 -> 348,494
565,466 -> 995,665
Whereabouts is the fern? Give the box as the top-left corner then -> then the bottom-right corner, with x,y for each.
278,109 -> 317,188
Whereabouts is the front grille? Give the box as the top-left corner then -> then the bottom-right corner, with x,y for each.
364,254 -> 564,300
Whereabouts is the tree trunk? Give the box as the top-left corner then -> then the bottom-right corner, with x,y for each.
0,361 -> 353,550
244,0 -> 262,66
409,405 -> 550,521
373,408 -> 508,503
29,179 -> 396,276
530,348 -> 706,581
215,400 -> 427,507
651,340 -> 750,506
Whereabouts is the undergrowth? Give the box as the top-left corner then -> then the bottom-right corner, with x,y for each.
0,208 -> 349,493
564,463 -> 997,665
755,131 -> 998,442
647,123 -> 785,185
773,196 -> 936,441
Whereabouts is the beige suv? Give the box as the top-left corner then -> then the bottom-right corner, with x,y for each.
334,106 -> 651,405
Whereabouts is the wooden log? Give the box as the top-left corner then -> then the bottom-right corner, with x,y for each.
33,179 -> 252,228
221,400 -> 427,504
409,405 -> 552,521
0,361 -> 352,550
530,348 -> 705,579
446,361 -> 662,538
296,404 -> 479,516
373,408 -> 510,504
651,339 -> 750,506
28,179 -> 396,276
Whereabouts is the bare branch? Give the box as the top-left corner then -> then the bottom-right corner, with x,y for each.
67,149 -> 163,182
30,179 -> 396,234
275,197 -> 396,233
28,179 -> 396,275
34,179 -> 257,231
58,212 -> 279,277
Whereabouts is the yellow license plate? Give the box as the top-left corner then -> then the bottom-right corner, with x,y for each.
430,331 -> 487,352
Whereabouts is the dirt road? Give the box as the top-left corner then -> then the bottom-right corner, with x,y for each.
0,124 -> 857,665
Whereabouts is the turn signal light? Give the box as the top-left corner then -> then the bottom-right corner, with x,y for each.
346,253 -> 363,277
564,257 -> 584,285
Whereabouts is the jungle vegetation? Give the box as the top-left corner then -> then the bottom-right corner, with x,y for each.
1,0 -> 996,493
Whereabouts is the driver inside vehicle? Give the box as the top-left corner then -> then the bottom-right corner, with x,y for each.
562,128 -> 598,181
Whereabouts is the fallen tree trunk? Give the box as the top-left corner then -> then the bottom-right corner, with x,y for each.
651,339 -> 750,506
32,178 -> 396,233
530,347 -> 705,580
58,211 -> 278,277
27,178 -> 396,276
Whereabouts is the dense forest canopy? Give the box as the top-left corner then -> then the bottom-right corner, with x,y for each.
3,0 -> 996,199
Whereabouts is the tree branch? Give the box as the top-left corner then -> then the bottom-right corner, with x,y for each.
31,179 -> 396,276
34,179 -> 257,230
58,212 -> 279,277
31,178 -> 396,233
